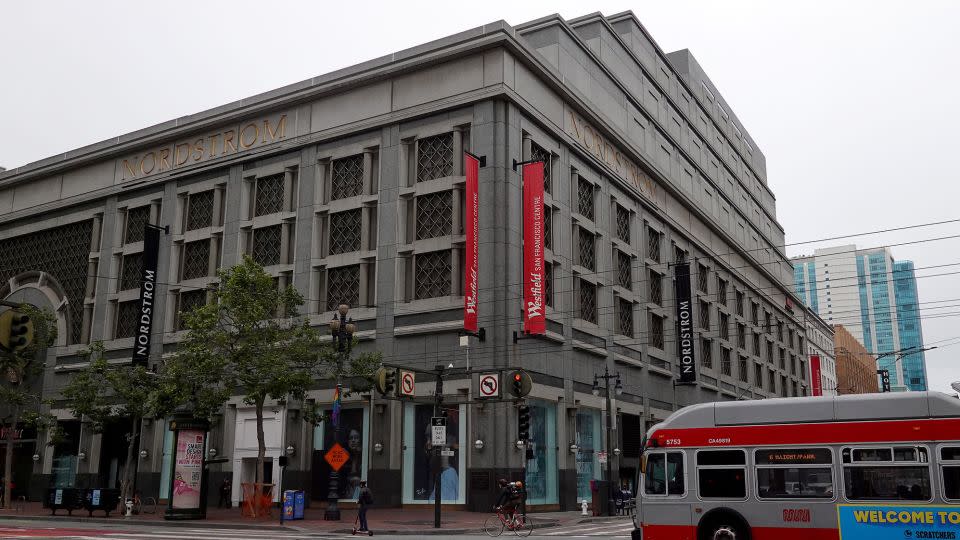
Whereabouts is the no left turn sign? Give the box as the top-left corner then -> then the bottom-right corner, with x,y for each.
400,370 -> 416,396
478,373 -> 499,398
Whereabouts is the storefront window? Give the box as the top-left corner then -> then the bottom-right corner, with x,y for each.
575,409 -> 602,502
525,401 -> 558,505
311,407 -> 369,501
51,420 -> 80,488
403,403 -> 466,504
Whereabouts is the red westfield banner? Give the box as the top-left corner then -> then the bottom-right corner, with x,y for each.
464,153 -> 480,332
522,161 -> 546,334
810,355 -> 823,396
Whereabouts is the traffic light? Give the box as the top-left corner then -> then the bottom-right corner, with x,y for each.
517,405 -> 531,442
0,310 -> 33,352
375,367 -> 397,396
509,369 -> 532,398
878,369 -> 891,392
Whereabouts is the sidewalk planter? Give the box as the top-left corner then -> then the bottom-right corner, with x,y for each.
82,488 -> 121,517
240,482 -> 275,519
44,488 -> 85,516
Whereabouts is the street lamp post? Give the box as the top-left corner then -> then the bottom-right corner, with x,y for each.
592,367 -> 623,517
325,304 -> 354,521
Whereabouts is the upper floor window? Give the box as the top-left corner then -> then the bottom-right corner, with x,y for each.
616,205 -> 630,244
530,143 -> 552,193
578,278 -> 597,324
616,250 -> 632,290
416,191 -> 453,240
124,206 -> 151,244
577,178 -> 594,220
331,154 -> 365,200
185,190 -> 215,231
578,228 -> 596,271
414,250 -> 451,300
647,228 -> 661,263
417,133 -> 454,182
330,209 -> 363,254
254,174 -> 285,217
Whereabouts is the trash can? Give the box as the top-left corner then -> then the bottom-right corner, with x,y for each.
590,480 -> 610,517
293,490 -> 305,520
45,488 -> 85,516
282,490 -> 305,521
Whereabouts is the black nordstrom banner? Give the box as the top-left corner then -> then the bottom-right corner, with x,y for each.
133,225 -> 161,366
674,263 -> 697,384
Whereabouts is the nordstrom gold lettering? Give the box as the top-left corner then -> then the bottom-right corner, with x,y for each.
567,110 -> 657,200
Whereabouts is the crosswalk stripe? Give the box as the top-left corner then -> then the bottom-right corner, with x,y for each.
543,521 -> 635,536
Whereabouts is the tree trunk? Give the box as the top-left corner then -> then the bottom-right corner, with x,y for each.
254,398 -> 266,517
120,416 -> 139,506
2,409 -> 19,509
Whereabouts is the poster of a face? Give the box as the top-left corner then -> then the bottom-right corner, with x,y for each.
315,409 -> 364,500
171,429 -> 204,509
414,404 -> 459,502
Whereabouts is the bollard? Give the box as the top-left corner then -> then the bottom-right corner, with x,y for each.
581,500 -> 589,516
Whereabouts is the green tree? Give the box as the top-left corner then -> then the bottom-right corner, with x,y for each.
167,256 -> 380,493
61,342 -> 165,504
0,304 -> 57,509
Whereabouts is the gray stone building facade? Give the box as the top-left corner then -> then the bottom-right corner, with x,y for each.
1,12 -> 806,510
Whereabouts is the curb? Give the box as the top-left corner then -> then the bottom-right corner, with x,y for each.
319,518 -> 560,536
0,514 -> 283,530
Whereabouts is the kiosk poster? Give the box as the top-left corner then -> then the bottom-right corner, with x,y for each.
837,505 -> 960,540
171,429 -> 205,509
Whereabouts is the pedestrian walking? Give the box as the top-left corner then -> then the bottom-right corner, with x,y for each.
218,478 -> 232,508
353,480 -> 373,536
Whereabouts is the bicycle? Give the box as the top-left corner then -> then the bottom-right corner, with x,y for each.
483,506 -> 533,537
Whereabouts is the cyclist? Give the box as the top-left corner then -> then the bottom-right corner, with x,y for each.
494,479 -> 525,525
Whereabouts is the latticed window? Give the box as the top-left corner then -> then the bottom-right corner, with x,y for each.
617,251 -> 631,290
753,333 -> 761,355
578,228 -> 595,271
649,313 -> 665,349
416,190 -> 452,240
702,338 -> 713,369
330,209 -> 362,254
751,302 -> 759,325
674,245 -> 687,265
544,264 -> 553,308
578,279 -> 597,323
327,265 -> 360,312
789,353 -> 796,375
530,143 -> 552,193
254,174 -> 285,217
417,133 -> 454,182
331,154 -> 364,200
252,225 -> 282,266
186,190 -> 214,231
768,371 -> 777,394
779,348 -> 786,370
115,300 -> 139,339
182,239 -> 211,280
737,323 -> 746,349
617,297 -> 633,337
698,300 -> 710,330
616,206 -> 630,244
698,263 -> 709,293
577,178 -> 594,220
717,278 -> 727,306
755,363 -> 763,388
735,290 -> 744,317
765,312 -> 772,334
120,253 -> 143,291
415,250 -> 451,300
720,313 -> 729,341
777,320 -> 784,342
0,221 -> 93,344
800,359 -> 806,378
177,289 -> 208,330
544,206 -> 552,250
739,356 -> 749,382
647,228 -> 661,262
767,341 -> 774,363
781,375 -> 788,397
125,206 -> 150,244
721,348 -> 732,376
649,269 -> 663,306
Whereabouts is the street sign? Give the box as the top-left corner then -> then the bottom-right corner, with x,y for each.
431,416 -> 446,446
400,370 -> 416,396
598,451 -> 608,464
478,373 -> 499,398
324,442 -> 350,472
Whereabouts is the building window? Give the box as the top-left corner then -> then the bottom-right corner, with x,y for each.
777,320 -> 784,342
331,154 -> 365,200
650,313 -> 665,349
182,239 -> 211,280
544,206 -> 552,250
697,450 -> 746,499
647,228 -> 661,263
720,313 -> 730,341
765,311 -> 772,334
717,278 -> 727,306
754,363 -> 763,388
254,174 -> 285,217
721,348 -> 732,376
738,356 -> 748,383
417,133 -> 454,182
330,209 -> 363,254
751,302 -> 759,325
177,289 -> 208,331
327,265 -> 360,312
649,269 -> 663,306
578,279 -> 597,323
416,190 -> 452,240
674,244 -> 687,265
702,338 -> 713,369
124,206 -> 151,244
186,190 -> 215,231
698,263 -> 709,294
737,323 -> 746,349
115,300 -> 140,338
531,143 -> 552,193
767,341 -> 774,364
578,228 -> 596,271
616,206 -> 630,244
544,264 -> 553,308
251,225 -> 282,266
617,297 -> 633,337
414,250 -> 452,300
617,251 -> 632,290
699,300 -> 710,330
120,253 -> 144,291
577,178 -> 594,220
779,348 -> 786,370
735,289 -> 744,317
768,370 -> 776,393
753,333 -> 761,356
780,375 -> 787,397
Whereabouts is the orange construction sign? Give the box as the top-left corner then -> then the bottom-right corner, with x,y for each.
324,442 -> 350,472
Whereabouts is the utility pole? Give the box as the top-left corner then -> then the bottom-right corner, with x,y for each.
592,368 -> 622,516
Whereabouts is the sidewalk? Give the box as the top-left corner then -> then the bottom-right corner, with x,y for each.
0,502 -> 627,535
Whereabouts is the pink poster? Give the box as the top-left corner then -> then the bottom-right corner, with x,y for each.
172,429 -> 205,509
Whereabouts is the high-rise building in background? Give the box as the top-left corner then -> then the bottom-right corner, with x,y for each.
793,245 -> 928,391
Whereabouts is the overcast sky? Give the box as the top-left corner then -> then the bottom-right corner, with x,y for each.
2,0 -> 958,394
